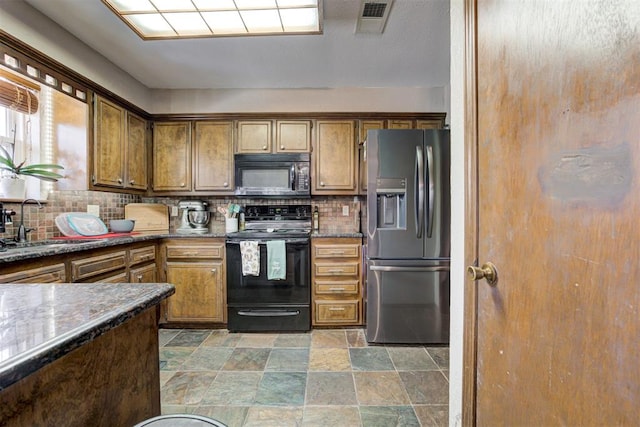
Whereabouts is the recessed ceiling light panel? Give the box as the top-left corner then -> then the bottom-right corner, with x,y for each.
102,0 -> 322,39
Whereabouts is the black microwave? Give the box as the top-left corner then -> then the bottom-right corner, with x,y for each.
234,153 -> 311,198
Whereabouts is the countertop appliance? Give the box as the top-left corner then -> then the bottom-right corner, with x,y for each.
176,200 -> 210,234
234,153 -> 310,198
366,129 -> 451,344
226,204 -> 312,332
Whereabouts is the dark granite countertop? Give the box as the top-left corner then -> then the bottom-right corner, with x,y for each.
0,232 -> 227,264
0,282 -> 175,391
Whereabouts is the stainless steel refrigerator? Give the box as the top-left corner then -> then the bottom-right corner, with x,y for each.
366,129 -> 450,344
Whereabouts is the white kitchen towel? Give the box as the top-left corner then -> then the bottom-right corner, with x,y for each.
240,241 -> 260,276
267,240 -> 286,280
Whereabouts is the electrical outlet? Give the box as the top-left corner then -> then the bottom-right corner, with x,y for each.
342,205 -> 349,216
171,206 -> 179,217
87,204 -> 100,217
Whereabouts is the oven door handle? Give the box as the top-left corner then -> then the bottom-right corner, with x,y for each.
226,238 -> 309,245
237,309 -> 301,317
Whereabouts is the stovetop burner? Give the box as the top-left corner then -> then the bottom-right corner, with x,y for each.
227,204 -> 312,239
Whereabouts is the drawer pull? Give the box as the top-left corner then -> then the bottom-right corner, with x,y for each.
329,287 -> 345,291
137,275 -> 143,282
329,307 -> 346,311
211,268 -> 216,273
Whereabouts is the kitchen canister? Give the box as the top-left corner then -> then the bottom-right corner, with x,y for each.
225,217 -> 238,233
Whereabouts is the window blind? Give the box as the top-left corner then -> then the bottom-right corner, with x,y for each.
0,68 -> 39,114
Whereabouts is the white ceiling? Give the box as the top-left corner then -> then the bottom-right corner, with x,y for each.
23,0 -> 450,91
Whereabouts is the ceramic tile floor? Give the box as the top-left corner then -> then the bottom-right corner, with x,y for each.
159,328 -> 449,427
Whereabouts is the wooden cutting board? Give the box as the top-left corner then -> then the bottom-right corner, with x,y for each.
124,204 -> 169,232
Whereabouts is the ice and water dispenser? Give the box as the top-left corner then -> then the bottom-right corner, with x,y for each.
375,178 -> 406,229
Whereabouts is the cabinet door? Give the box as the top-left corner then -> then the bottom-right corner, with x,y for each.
165,261 -> 225,323
358,120 -> 385,194
387,119 -> 413,129
194,121 -> 234,192
416,119 -> 443,129
313,120 -> 357,194
93,95 -> 125,187
236,120 -> 272,153
125,112 -> 148,190
276,120 -> 311,152
153,121 -> 191,191
130,263 -> 157,283
0,263 -> 66,283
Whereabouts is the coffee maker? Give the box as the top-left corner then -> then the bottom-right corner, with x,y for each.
176,200 -> 210,234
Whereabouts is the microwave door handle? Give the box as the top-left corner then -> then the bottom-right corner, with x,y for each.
291,164 -> 296,191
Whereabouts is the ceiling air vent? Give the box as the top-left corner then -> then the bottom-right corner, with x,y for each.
355,0 -> 394,34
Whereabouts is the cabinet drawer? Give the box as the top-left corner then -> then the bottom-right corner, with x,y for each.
71,251 -> 127,281
166,245 -> 224,259
314,300 -> 360,324
0,263 -> 66,284
313,244 -> 360,259
315,279 -> 359,295
314,261 -> 359,277
129,245 -> 156,266
87,271 -> 129,283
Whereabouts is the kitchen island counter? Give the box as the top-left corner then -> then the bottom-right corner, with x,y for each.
0,282 -> 175,426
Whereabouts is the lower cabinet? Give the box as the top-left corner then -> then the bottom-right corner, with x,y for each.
0,263 -> 66,283
311,237 -> 363,326
162,239 -> 226,324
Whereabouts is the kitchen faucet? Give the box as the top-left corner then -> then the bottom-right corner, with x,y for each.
17,199 -> 43,243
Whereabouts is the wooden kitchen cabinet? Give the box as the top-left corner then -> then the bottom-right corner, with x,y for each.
152,121 -> 191,191
236,120 -> 311,153
276,120 -> 311,152
93,95 -> 148,191
236,120 -> 272,153
311,237 -> 363,326
129,245 -> 157,283
416,119 -> 443,129
387,119 -> 413,129
70,249 -> 128,282
163,239 -> 226,324
194,121 -> 234,192
313,120 -> 358,195
0,263 -> 66,283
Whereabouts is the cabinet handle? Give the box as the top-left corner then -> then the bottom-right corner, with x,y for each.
129,179 -> 135,185
262,145 -> 268,150
223,182 -> 228,187
320,181 -> 325,186
280,145 -> 285,150
329,287 -> 345,291
329,307 -> 346,311
137,275 -> 143,282
211,268 -> 216,272
117,177 -> 123,184
180,182 -> 185,187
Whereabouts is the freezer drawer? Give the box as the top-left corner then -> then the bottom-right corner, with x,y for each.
366,260 -> 450,344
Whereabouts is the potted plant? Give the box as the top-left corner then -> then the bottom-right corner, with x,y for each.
0,143 -> 64,199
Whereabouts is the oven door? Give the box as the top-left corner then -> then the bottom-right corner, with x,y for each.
226,237 -> 310,305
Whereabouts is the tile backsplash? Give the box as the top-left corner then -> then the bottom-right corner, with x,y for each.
1,191 -> 366,242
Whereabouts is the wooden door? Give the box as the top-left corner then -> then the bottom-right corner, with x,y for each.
152,121 -> 191,191
313,120 -> 357,194
358,120 -> 384,194
166,261 -> 225,323
125,112 -> 147,190
236,120 -> 272,153
194,121 -> 234,192
93,95 -> 124,187
469,1 -> 640,424
275,120 -> 311,153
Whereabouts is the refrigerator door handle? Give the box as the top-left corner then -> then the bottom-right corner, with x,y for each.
369,265 -> 450,272
415,145 -> 425,238
426,144 -> 435,238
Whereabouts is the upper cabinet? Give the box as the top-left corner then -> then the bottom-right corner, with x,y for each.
313,120 -> 357,195
194,121 -> 234,192
92,95 -> 148,191
387,119 -> 413,129
152,121 -> 191,192
236,119 -> 311,153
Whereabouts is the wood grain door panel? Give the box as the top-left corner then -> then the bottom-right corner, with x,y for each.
472,1 -> 640,424
194,121 -> 234,192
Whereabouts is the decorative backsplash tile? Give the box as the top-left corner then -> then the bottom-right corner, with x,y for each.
1,191 -> 366,242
